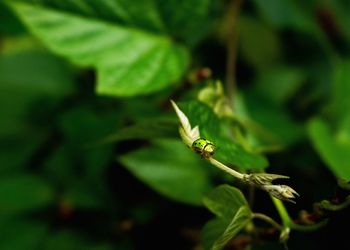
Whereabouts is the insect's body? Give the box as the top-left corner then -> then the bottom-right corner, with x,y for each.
192,138 -> 216,158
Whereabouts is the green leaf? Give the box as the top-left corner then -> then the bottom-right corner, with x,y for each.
239,15 -> 281,71
180,101 -> 268,170
255,67 -> 305,104
0,175 -> 54,214
44,231 -> 113,250
0,219 -> 48,250
202,207 -> 252,250
203,184 -> 248,219
308,118 -> 350,180
0,1 -> 25,35
119,139 -> 212,205
8,1 -> 194,96
252,0 -> 315,31
333,61 -> 350,136
202,185 -> 252,250
0,49 -> 74,138
63,182 -> 104,210
215,138 -> 268,171
242,91 -> 303,147
101,118 -> 178,143
179,101 -> 222,141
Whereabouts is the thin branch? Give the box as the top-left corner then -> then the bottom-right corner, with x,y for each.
208,157 -> 244,179
225,0 -> 243,105
252,213 -> 283,231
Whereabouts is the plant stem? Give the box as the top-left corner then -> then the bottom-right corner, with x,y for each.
252,213 -> 283,230
272,196 -> 328,232
208,157 -> 244,179
225,0 -> 243,106
271,197 -> 292,226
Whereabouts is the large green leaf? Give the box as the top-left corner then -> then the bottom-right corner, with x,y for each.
202,185 -> 252,250
119,139 -> 212,205
308,118 -> 350,180
8,0 -> 216,96
0,219 -> 48,250
203,184 -> 248,219
0,175 -> 54,214
202,207 -> 252,250
180,101 -> 268,170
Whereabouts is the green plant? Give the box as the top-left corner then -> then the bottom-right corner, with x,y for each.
1,0 -> 350,249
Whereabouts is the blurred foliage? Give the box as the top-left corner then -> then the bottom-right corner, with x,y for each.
1,0 -> 350,249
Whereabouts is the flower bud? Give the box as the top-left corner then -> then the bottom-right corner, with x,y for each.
262,184 -> 299,203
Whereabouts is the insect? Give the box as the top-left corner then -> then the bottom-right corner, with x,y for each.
191,138 -> 216,158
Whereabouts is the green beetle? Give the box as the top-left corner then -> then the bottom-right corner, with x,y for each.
191,138 -> 216,158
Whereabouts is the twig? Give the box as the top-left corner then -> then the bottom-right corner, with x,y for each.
225,0 -> 243,105
252,213 -> 283,231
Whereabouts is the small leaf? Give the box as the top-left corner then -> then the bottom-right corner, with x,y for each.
308,118 -> 350,180
0,175 -> 54,214
180,101 -> 268,170
179,101 -> 221,141
202,206 -> 252,250
119,139 -> 212,205
215,138 -> 268,171
203,184 -> 248,219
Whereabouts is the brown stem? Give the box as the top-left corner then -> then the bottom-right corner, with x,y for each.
226,0 -> 243,107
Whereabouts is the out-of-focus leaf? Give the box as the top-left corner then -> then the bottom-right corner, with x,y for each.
252,0 -> 315,31
0,49 -> 74,137
243,91 -> 303,147
58,107 -> 119,179
119,139 -> 212,205
239,15 -> 281,71
8,0 -> 211,96
102,118 -> 178,143
0,219 -> 48,250
0,175 -> 54,214
255,67 -> 305,104
308,118 -> 350,180
44,231 -> 113,250
333,61 -> 350,138
63,182 -> 104,210
0,1 -> 25,35
202,207 -> 252,250
0,135 -> 45,174
326,1 -> 350,44
203,184 -> 248,219
43,145 -> 75,184
59,107 -> 120,146
180,101 -> 268,170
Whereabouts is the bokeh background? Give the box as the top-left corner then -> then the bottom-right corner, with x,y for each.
1,0 -> 350,249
